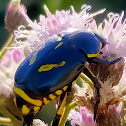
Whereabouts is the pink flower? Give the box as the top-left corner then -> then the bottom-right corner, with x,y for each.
12,49 -> 23,63
0,49 -> 25,97
89,11 -> 126,58
14,5 -> 105,52
5,0 -> 27,33
69,107 -> 96,126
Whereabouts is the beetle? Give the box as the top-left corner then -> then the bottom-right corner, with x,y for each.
13,30 -> 121,125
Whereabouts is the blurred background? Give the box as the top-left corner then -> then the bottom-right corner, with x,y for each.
0,0 -> 126,49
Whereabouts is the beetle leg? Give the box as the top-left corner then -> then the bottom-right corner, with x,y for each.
83,67 -> 100,120
90,57 -> 122,65
23,114 -> 34,126
52,92 -> 67,126
52,85 -> 72,126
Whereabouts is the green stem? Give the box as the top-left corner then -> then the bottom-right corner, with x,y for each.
0,104 -> 22,125
0,34 -> 14,60
58,102 -> 77,126
79,73 -> 94,88
0,117 -> 13,125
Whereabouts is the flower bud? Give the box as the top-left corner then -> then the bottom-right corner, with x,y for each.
5,0 -> 28,33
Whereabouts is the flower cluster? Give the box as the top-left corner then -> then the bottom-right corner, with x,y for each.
68,107 -> 96,126
1,1 -> 126,126
89,11 -> 126,58
0,49 -> 25,97
14,5 -> 105,51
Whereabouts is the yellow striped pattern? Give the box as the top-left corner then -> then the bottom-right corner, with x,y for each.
14,87 -> 42,106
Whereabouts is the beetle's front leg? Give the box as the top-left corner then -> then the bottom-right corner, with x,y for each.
23,114 -> 34,126
90,57 -> 123,65
83,67 -> 101,120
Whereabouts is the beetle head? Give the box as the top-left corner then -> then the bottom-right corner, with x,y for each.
94,33 -> 108,48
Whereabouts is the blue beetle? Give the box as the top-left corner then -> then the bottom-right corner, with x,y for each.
13,30 -> 121,125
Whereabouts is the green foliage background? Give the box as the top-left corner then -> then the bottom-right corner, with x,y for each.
0,0 -> 126,48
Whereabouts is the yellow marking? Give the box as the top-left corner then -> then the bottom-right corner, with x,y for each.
38,64 -> 55,72
14,87 -> 42,106
29,52 -> 37,65
55,90 -> 63,95
43,97 -> 50,105
38,61 -> 66,72
57,93 -> 67,115
63,86 -> 68,91
57,61 -> 66,67
87,43 -> 102,58
55,42 -> 63,49
22,105 -> 30,115
49,94 -> 56,100
34,106 -> 40,112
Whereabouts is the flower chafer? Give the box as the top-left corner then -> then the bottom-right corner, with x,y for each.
13,30 -> 121,125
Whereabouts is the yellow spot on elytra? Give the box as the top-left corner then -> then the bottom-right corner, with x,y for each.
63,86 -> 68,91
29,52 -> 37,65
55,42 -> 63,49
38,61 -> 66,72
14,87 -> 42,106
87,43 -> 102,58
57,61 -> 66,67
57,93 -> 67,115
43,97 -> 50,105
34,106 -> 40,112
22,105 -> 30,115
49,94 -> 56,100
55,90 -> 63,95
